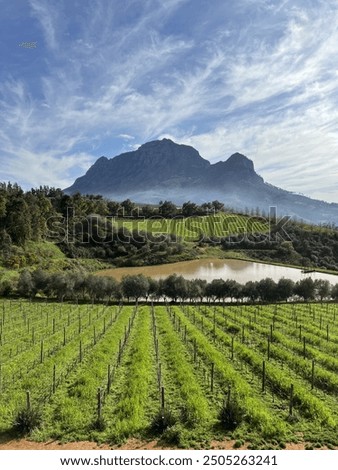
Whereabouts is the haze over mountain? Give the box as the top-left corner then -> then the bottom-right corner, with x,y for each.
65,139 -> 338,225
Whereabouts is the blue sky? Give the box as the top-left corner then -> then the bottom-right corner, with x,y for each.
1,0 -> 338,202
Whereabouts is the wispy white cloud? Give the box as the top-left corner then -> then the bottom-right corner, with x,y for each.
28,0 -> 59,50
1,0 -> 338,204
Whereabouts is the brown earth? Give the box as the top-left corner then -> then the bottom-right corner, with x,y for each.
0,437 -> 334,450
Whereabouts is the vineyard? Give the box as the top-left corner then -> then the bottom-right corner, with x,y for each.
114,213 -> 268,241
0,299 -> 338,449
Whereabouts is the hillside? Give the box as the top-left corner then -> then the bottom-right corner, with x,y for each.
65,139 -> 338,224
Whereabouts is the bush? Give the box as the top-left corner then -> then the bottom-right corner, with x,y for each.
151,408 -> 176,435
219,396 -> 244,431
13,408 -> 42,435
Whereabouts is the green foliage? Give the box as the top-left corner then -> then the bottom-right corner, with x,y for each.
13,407 -> 42,435
219,395 -> 244,431
151,408 -> 176,434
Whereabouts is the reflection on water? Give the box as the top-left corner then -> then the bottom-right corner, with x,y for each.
97,258 -> 338,284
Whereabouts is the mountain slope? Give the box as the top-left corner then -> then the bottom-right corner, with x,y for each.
65,139 -> 338,224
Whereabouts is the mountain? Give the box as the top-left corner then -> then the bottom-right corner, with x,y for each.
65,139 -> 338,224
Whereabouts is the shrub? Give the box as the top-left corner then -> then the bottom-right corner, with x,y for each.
219,396 -> 244,431
151,408 -> 176,435
13,408 -> 42,435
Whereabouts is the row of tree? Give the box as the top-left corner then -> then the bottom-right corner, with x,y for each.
2,269 -> 337,303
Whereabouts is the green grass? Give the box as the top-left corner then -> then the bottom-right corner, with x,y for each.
0,299 -> 338,448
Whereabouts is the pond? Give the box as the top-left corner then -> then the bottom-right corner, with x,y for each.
97,258 -> 338,284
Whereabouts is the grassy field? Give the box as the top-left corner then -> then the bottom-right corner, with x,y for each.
114,213 -> 269,241
0,299 -> 337,449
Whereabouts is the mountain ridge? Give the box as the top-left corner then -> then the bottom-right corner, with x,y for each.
65,139 -> 338,224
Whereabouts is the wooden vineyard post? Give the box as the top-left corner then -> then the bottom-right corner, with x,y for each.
161,386 -> 165,412
267,337 -> 270,360
40,340 -> 44,364
201,317 -> 204,332
270,324 -> 273,341
79,340 -> 83,363
193,339 -> 197,363
93,327 -> 96,345
303,337 -> 306,359
311,360 -> 315,390
32,327 -> 35,345
155,339 -> 159,360
326,324 -> 329,342
118,339 -> 122,365
103,318 -> 106,334
262,360 -> 266,393
158,362 -> 162,388
299,325 -> 302,341
63,327 -> 66,346
97,388 -> 102,421
107,365 -> 111,394
184,325 -> 187,343
26,391 -> 31,411
231,336 -> 234,360
210,363 -> 214,392
0,363 -> 2,392
53,318 -> 56,335
242,325 -> 245,344
289,384 -> 294,416
53,364 -> 56,394
320,315 -> 322,330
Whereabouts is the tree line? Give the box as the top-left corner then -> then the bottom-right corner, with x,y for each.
2,269 -> 338,303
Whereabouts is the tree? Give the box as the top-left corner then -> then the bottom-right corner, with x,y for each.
32,268 -> 50,296
162,274 -> 187,301
17,270 -> 34,298
314,279 -> 330,301
276,278 -> 294,301
205,279 -> 226,301
225,279 -> 242,301
141,205 -> 156,218
158,201 -> 177,218
121,274 -> 149,301
257,278 -> 278,302
330,283 -> 338,300
242,281 -> 259,302
212,200 -> 225,213
121,199 -> 136,216
294,278 -> 315,301
147,277 -> 159,300
187,279 -> 206,302
182,201 -> 198,217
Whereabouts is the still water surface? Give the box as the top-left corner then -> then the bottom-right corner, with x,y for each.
97,258 -> 338,284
